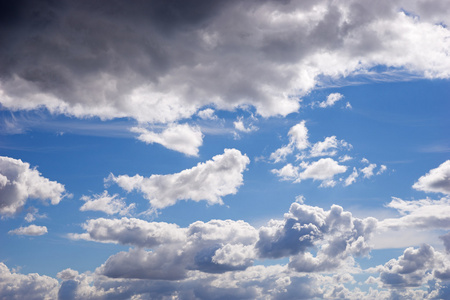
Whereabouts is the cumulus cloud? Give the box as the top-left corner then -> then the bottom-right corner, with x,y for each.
361,163 -> 377,178
309,136 -> 351,158
197,108 -> 218,120
8,224 -> 48,236
413,160 -> 450,195
344,167 -> 359,186
270,121 -> 309,163
131,123 -> 203,156
0,156 -> 67,216
109,149 -> 249,210
80,191 -> 135,215
233,117 -> 258,133
0,263 -> 58,299
0,1 -> 449,125
316,93 -> 344,108
380,196 -> 450,230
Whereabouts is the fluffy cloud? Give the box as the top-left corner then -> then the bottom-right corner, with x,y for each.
0,263 -> 58,300
8,224 -> 48,236
0,1 -> 449,125
413,160 -> 450,195
380,197 -> 450,230
270,121 -> 309,163
309,136 -> 351,158
369,244 -> 450,290
233,117 -> 258,133
0,156 -> 67,216
272,158 -> 347,186
316,93 -> 344,108
80,191 -> 135,215
256,203 -> 376,273
109,149 -> 249,209
131,123 -> 203,156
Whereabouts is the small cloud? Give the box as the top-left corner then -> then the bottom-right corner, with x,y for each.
233,117 -> 258,133
377,165 -> 387,175
312,93 -> 344,108
131,123 -> 203,157
360,164 -> 377,178
9,225 -> 48,236
412,160 -> 450,195
345,102 -> 352,109
80,191 -> 135,216
339,155 -> 353,162
197,108 -> 218,120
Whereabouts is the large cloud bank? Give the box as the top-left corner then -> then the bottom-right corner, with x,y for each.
1,0 -> 449,123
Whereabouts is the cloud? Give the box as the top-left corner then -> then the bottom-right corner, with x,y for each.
233,117 -> 258,133
344,168 -> 359,186
109,148 -> 249,210
8,224 -> 48,236
370,244 -> 450,289
270,121 -> 309,162
0,263 -> 58,299
1,1 -> 449,124
316,93 -> 344,108
380,197 -> 450,230
309,136 -> 351,158
0,156 -> 67,216
413,160 -> 450,195
361,163 -> 377,178
271,164 -> 299,181
80,191 -> 135,215
298,158 -> 348,182
197,108 -> 218,120
131,123 -> 203,156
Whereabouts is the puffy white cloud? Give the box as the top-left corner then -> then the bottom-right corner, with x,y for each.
8,224 -> 48,236
339,155 -> 353,162
309,136 -> 351,157
298,158 -> 348,182
197,108 -> 218,120
361,163 -> 377,178
69,217 -> 186,248
413,160 -> 450,195
377,165 -> 387,175
1,1 -> 449,125
109,149 -> 249,209
0,263 -> 58,300
233,117 -> 258,133
80,191 -> 135,215
380,197 -> 450,230
0,156 -> 67,216
317,93 -> 344,108
256,203 -> 376,273
272,158 -> 348,186
270,121 -> 309,162
131,123 -> 203,156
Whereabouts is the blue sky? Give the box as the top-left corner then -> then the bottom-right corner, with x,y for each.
1,1 -> 450,299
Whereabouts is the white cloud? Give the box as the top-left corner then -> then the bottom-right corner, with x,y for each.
309,136 -> 351,157
298,158 -> 348,182
109,149 -> 250,209
318,93 -> 344,108
361,163 -> 377,178
377,165 -> 387,175
197,108 -> 217,120
413,160 -> 450,195
0,156 -> 67,216
344,168 -> 359,186
131,123 -> 203,157
271,164 -> 299,181
8,225 -> 48,236
233,117 -> 258,133
80,191 -> 135,216
270,121 -> 309,162
0,263 -> 58,300
339,155 -> 353,162
380,197 -> 450,230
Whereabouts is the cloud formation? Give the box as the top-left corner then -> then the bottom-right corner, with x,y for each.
109,149 -> 250,209
80,191 -> 135,215
1,1 -> 449,125
8,224 -> 48,236
413,160 -> 450,195
0,156 -> 67,216
131,123 -> 204,156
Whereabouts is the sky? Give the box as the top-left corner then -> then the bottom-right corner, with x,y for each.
0,0 -> 450,299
